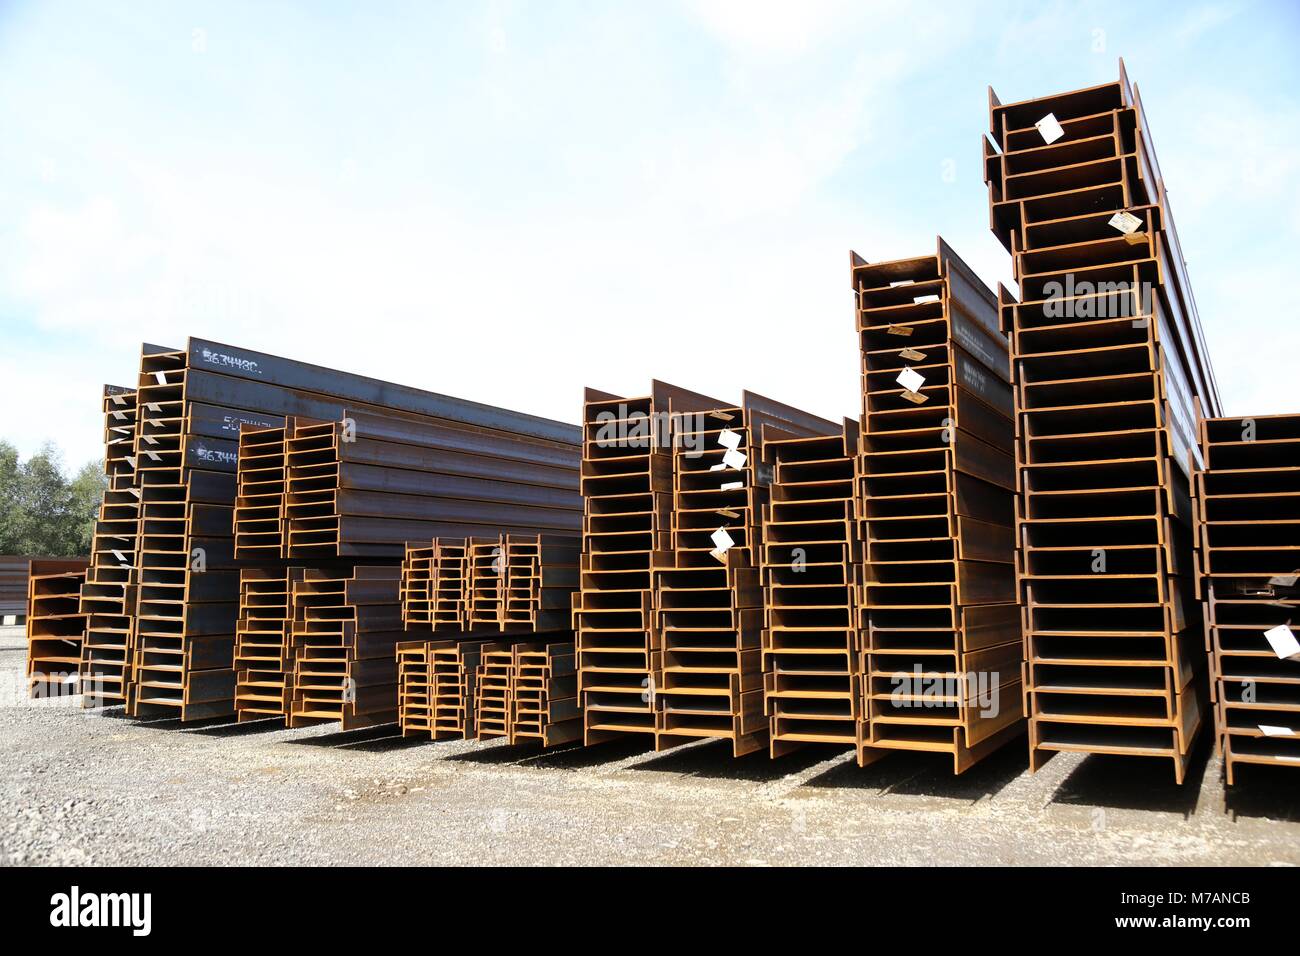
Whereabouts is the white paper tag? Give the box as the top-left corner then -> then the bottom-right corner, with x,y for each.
720,480 -> 743,491
896,367 -> 926,393
125,456 -> 137,468
111,550 -> 126,563
709,462 -> 726,472
709,548 -> 729,564
710,527 -> 735,552
146,451 -> 160,461
112,410 -> 127,421
1264,624 -> 1300,659
1259,724 -> 1297,738
153,371 -> 167,385
1035,113 -> 1064,144
142,435 -> 158,445
1109,211 -> 1142,235
722,448 -> 747,470
147,403 -> 162,412
111,394 -> 127,405
717,429 -> 741,450
1268,572 -> 1299,588
128,488 -> 141,498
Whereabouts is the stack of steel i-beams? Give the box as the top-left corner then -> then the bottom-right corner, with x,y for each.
287,566 -> 406,729
760,420 -> 862,756
655,394 -> 836,755
130,344 -> 274,721
26,559 -> 90,695
983,61 -> 1222,781
32,64 -> 1300,798
574,383 -> 727,745
1195,415 -> 1300,782
120,336 -> 583,724
79,386 -> 142,707
851,239 -> 1023,774
395,533 -> 580,743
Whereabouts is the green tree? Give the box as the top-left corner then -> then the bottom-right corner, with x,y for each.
0,440 -> 105,556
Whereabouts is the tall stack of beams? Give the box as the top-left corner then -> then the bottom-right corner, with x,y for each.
851,239 -> 1023,773
79,386 -> 142,707
983,61 -> 1222,781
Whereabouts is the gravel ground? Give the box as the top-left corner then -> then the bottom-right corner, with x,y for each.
1,627 -> 1296,866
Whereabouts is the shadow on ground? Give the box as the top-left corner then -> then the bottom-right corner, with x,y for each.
284,725 -> 427,752
1046,741 -> 1211,818
179,716 -> 287,738
800,740 -> 1029,802
447,736 -> 650,769
624,739 -> 839,783
1223,764 -> 1300,821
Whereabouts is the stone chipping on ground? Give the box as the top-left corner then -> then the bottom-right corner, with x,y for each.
0,628 -> 1296,866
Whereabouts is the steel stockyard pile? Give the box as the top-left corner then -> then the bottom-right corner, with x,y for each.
982,60 -> 1220,782
22,59 -> 1295,793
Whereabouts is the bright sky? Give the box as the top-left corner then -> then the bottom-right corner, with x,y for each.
2,1 -> 1297,469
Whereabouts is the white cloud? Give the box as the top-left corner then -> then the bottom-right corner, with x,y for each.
682,0 -> 864,60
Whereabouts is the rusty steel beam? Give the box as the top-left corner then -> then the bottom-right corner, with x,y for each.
79,386 -> 142,707
1195,414 -> 1300,783
574,382 -> 727,745
397,639 -> 437,737
286,566 -> 405,730
26,560 -> 90,697
654,396 -> 835,757
510,642 -> 580,747
760,422 -> 861,757
121,335 -> 582,722
232,567 -> 303,721
983,62 -> 1215,782
851,239 -> 1023,774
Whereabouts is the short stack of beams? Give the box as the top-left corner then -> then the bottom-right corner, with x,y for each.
983,62 -> 1221,781
400,544 -> 435,627
469,538 -> 505,627
511,642 -> 580,746
233,421 -> 297,560
429,538 -> 472,630
474,645 -> 516,739
430,639 -> 495,740
397,640 -> 435,737
502,533 -> 579,631
851,239 -> 1023,773
1196,414 -> 1300,782
287,566 -> 404,730
233,568 -> 299,720
26,560 -> 90,696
